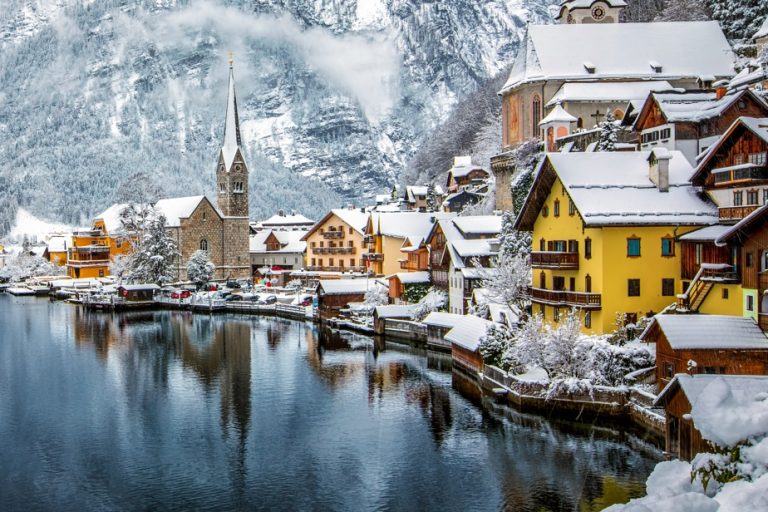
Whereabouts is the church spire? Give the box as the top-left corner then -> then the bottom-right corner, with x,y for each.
222,52 -> 242,169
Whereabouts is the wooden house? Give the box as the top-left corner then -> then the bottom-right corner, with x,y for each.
632,89 -> 768,165
117,284 -> 160,302
444,315 -> 493,375
372,305 -> 419,335
386,271 -> 430,303
442,189 -> 483,213
316,279 -> 370,320
654,374 -> 768,460
446,157 -> 489,193
641,314 -> 768,392
690,117 -> 768,223
302,208 -> 369,273
44,236 -> 70,267
422,312 -> 465,352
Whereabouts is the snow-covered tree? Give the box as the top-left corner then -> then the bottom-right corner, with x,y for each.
109,254 -> 131,285
542,309 -> 585,379
596,113 -> 620,152
479,324 -> 524,373
0,253 -> 63,283
116,172 -> 163,204
655,0 -> 710,21
425,183 -> 438,212
509,139 -> 543,217
126,213 -> 179,285
499,210 -> 532,261
363,282 -> 389,311
187,250 -> 215,289
478,254 -> 531,313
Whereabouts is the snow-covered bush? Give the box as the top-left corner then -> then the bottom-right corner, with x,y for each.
582,339 -> 655,386
187,250 -> 215,289
0,253 -> 63,283
410,288 -> 447,321
109,254 -> 131,285
402,282 -> 430,304
478,254 -> 531,313
479,324 -> 524,373
361,283 -> 389,313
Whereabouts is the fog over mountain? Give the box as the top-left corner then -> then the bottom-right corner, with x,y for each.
0,0 -> 556,232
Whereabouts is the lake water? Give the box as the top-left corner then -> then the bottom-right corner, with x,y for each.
0,296 -> 660,511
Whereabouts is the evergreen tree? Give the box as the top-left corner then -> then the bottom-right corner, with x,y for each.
707,0 -> 768,42
127,212 -> 179,285
187,250 -> 215,289
596,113 -> 620,152
654,0 -> 710,21
499,210 -> 531,261
426,183 -> 438,212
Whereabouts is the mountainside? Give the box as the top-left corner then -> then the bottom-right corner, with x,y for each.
0,0 -> 556,232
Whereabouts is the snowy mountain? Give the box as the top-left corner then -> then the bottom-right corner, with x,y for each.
0,0 -> 556,231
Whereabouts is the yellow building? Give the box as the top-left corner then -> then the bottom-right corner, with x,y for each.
515,150 -> 718,334
364,212 -> 455,277
301,208 -> 369,273
67,204 -> 134,279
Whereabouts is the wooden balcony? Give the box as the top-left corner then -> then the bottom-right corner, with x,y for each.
363,253 -> 384,262
531,251 -> 579,270
719,205 -> 759,220
530,287 -> 602,309
323,230 -> 344,239
711,164 -> 768,186
307,266 -> 366,273
67,258 -> 110,268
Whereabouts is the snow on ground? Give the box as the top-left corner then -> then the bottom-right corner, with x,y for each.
8,209 -> 75,242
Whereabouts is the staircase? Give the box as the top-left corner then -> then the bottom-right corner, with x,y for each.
677,263 -> 736,312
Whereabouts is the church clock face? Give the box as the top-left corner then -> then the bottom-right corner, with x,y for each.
591,5 -> 605,20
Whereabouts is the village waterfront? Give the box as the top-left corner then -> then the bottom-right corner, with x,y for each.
0,295 -> 661,511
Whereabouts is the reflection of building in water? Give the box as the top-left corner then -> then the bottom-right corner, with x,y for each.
177,316 -> 252,442
72,308 -> 166,360
305,327 -> 367,388
401,372 -> 453,445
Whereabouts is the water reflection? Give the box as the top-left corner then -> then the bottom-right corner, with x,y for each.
0,298 -> 661,512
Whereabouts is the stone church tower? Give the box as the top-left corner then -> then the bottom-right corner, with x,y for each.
216,57 -> 251,279
555,0 -> 624,24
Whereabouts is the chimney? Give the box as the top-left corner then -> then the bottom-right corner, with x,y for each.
716,87 -> 727,100
648,149 -> 671,192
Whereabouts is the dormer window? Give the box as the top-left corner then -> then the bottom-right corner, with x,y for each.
649,61 -> 663,73
583,61 -> 596,74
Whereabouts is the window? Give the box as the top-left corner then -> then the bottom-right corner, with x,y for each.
329,258 -> 334,267
311,242 -> 316,248
350,259 -> 354,267
569,277 -> 575,291
747,190 -> 759,205
747,294 -> 754,312
722,288 -> 729,299
664,362 -> 674,379
320,241 -> 324,248
628,279 -> 641,297
662,278 -> 675,297
553,276 -> 565,291
584,311 -> 591,328
569,199 -> 576,216
202,212 -> 206,221
553,199 -> 560,217
233,181 -> 243,193
747,252 -> 754,268
627,238 -> 641,257
319,258 -> 324,267
552,240 -> 567,252
764,189 -> 768,204
585,274 -> 592,293
695,243 -> 703,265
219,183 -> 226,193
348,240 -> 353,247
311,258 -> 316,266
200,239 -> 208,251
349,227 -> 353,235
116,239 -> 122,248
532,95 -> 541,135
553,307 -> 560,322
542,205 -> 549,217
99,269 -> 104,277
733,154 -> 745,165
540,238 -> 546,251
749,152 -> 766,166
585,238 -> 592,259
661,237 -> 675,257
568,240 -> 579,253
539,272 -> 546,289
734,191 -> 743,206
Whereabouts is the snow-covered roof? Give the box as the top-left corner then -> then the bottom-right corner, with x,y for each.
560,0 -> 626,8
387,271 -> 430,284
546,81 -> 673,107
453,215 -> 502,236
318,279 -> 371,295
649,90 -> 768,124
451,239 -> 498,258
693,117 -> 768,186
523,151 -> 719,227
94,203 -> 130,234
249,229 -> 307,254
370,212 -> 454,240
502,22 -> 735,92
645,314 -> 768,350
118,284 -> 161,291
374,304 -> 419,319
448,156 -> 487,179
46,235 -> 70,253
423,311 -> 466,329
656,374 -> 768,447
678,224 -> 732,242
539,103 -> 578,125
460,267 -> 495,280
256,212 -> 314,227
754,17 -> 768,40
444,315 -> 493,352
155,196 -> 209,227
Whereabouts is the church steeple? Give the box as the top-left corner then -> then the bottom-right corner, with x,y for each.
216,54 -> 249,218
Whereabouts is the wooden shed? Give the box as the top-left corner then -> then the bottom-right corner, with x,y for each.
117,284 -> 160,302
641,314 -> 768,392
444,315 -> 493,375
316,279 -> 372,320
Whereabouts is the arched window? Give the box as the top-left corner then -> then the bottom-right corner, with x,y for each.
532,95 -> 542,136
200,239 -> 208,251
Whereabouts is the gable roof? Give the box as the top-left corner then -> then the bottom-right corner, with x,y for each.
94,203 -> 131,234
755,17 -> 768,40
447,156 -> 488,183
317,279 -> 371,296
444,315 -> 494,352
715,203 -> 768,247
249,229 -> 307,254
257,212 -> 314,228
691,117 -> 768,186
453,216 -> 502,237
301,208 -> 370,241
635,89 -> 768,129
386,271 -> 430,285
155,196 -> 213,228
502,22 -> 734,93
515,151 -> 718,230
369,211 -> 454,241
642,314 -> 768,350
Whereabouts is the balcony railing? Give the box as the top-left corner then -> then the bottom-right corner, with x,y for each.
313,247 -> 356,255
67,259 -> 110,268
323,230 -> 344,239
363,235 -> 375,244
69,246 -> 110,255
306,266 -> 367,273
711,164 -> 768,185
72,229 -> 105,237
719,205 -> 759,220
700,263 -> 739,283
362,253 -> 384,262
530,287 -> 602,309
531,251 -> 579,270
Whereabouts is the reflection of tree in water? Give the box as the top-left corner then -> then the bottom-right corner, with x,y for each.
265,320 -> 291,351
451,370 -> 658,512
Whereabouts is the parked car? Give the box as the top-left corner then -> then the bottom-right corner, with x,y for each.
225,294 -> 244,302
253,294 -> 277,305
226,280 -> 241,289
170,290 -> 191,299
